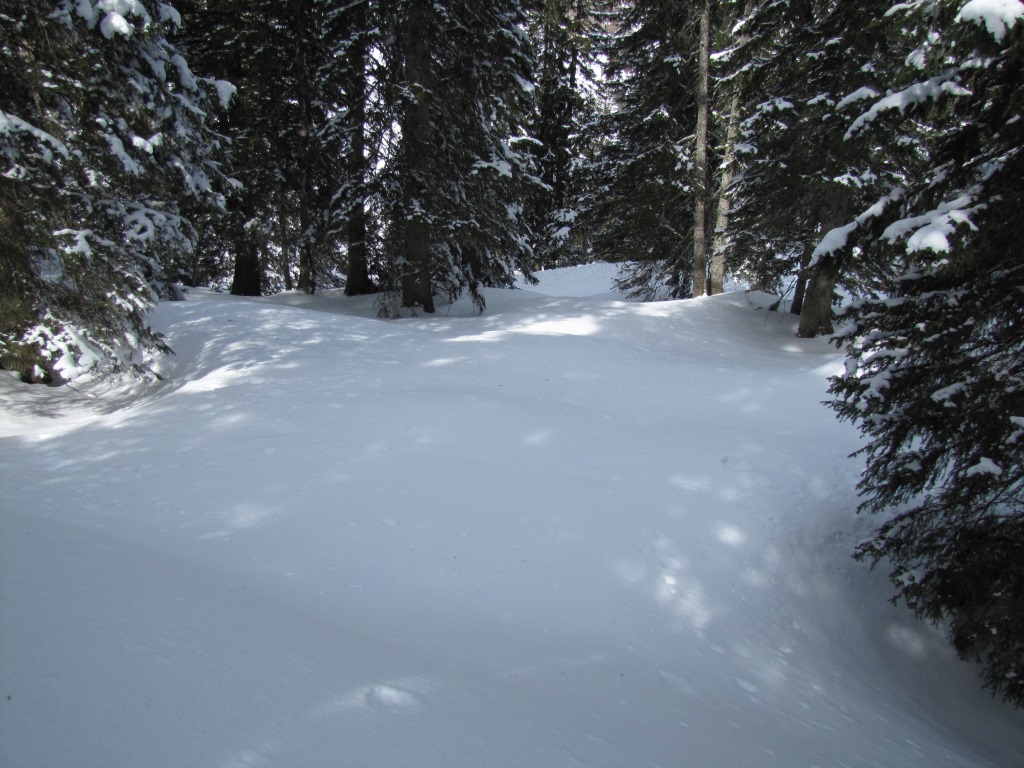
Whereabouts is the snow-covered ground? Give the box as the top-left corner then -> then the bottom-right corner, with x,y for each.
2,264 -> 1022,768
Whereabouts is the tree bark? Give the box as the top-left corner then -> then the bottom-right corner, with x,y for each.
230,232 -> 262,296
709,0 -> 752,296
691,0 -> 712,298
276,193 -> 294,292
790,241 -> 814,315
400,0 -> 435,312
344,1 -> 374,296
796,186 -> 850,337
709,79 -> 740,295
231,194 -> 262,296
796,254 -> 839,337
294,0 -> 317,295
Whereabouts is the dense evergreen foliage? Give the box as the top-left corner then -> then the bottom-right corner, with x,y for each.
381,0 -> 539,314
527,0 -> 604,269
0,0 -> 232,382
597,0 -> 701,299
829,0 -> 1024,706
3,0 -> 1023,707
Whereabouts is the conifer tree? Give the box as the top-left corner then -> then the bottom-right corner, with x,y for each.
324,0 -> 377,297
728,0 -> 896,334
181,0 -> 359,296
830,0 -> 1024,706
0,1 -> 232,382
598,0 -> 700,299
527,0 -> 604,269
382,0 -> 539,314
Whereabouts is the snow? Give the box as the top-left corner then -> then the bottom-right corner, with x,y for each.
213,79 -> 237,110
835,86 -> 880,111
882,190 -> 980,254
158,2 -> 182,28
846,75 -> 972,139
2,264 -> 1022,767
957,0 -> 1024,42
99,11 -> 132,39
966,457 -> 1004,477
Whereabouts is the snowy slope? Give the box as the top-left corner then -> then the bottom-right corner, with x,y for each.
2,265 -> 1022,768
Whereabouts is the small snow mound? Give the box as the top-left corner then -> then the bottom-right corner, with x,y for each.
957,0 -> 1024,42
364,685 -> 424,713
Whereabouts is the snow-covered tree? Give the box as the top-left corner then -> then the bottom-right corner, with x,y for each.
830,0 -> 1024,706
597,0 -> 701,299
526,0 -> 605,269
182,0 -> 380,297
727,0 -> 897,334
381,0 -> 539,314
599,0 -> 754,300
0,1 -> 232,382
324,0 -> 378,297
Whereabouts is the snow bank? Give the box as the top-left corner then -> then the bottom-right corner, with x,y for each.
1,266 -> 1022,767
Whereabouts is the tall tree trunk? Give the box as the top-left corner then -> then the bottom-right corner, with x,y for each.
709,0 -> 751,296
344,1 -> 374,296
709,80 -> 740,296
231,195 -> 262,296
796,254 -> 839,337
691,0 -> 712,298
277,193 -> 294,292
400,0 -> 435,312
295,0 -> 317,295
797,186 -> 850,337
790,243 -> 813,315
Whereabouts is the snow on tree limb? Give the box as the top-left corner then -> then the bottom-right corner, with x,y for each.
845,74 -> 971,139
809,188 -> 904,265
881,189 -> 982,253
956,0 -> 1024,42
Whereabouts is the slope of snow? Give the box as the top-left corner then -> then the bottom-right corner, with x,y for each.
2,265 -> 1022,768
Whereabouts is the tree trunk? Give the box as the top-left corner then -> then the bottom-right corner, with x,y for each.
400,0 -> 435,312
294,0 -> 317,295
790,243 -> 814,315
344,0 -> 374,296
277,194 -> 294,292
231,235 -> 262,296
796,186 -> 850,337
709,0 -> 751,296
709,80 -> 741,295
691,0 -> 712,298
796,255 -> 839,337
231,196 -> 262,296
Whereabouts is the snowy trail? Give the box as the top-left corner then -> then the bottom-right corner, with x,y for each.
2,266 -> 1022,767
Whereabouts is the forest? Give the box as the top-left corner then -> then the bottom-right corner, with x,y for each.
1,0 -> 1023,724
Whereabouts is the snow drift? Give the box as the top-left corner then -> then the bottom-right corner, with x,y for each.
1,264 -> 1022,767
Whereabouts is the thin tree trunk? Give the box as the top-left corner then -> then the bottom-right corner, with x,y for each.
277,194 -> 294,292
400,0 -> 435,312
709,0 -> 752,296
691,0 -> 712,298
231,195 -> 262,296
797,187 -> 850,337
295,0 -> 317,295
344,0 -> 374,296
790,243 -> 812,315
709,80 -> 740,295
796,255 -> 839,337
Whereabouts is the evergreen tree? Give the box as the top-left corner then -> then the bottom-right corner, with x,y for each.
527,0 -> 604,269
0,0 -> 232,382
707,0 -> 754,295
181,0 -> 359,296
324,0 -> 378,297
598,0 -> 700,299
830,0 -> 1024,706
728,0 -> 896,335
381,0 -> 539,314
